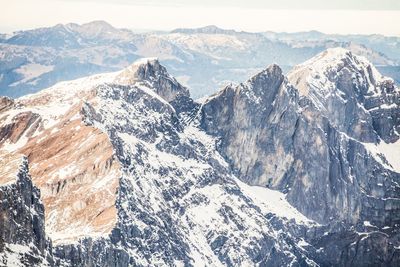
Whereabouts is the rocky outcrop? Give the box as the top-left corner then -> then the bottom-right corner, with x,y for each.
200,49 -> 400,266
0,59 -> 320,266
200,64 -> 295,187
0,156 -> 53,266
289,48 -> 399,143
1,52 -> 400,266
201,48 -> 400,225
114,58 -> 190,102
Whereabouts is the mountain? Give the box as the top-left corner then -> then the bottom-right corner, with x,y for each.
201,48 -> 400,225
1,23 -> 400,99
1,50 -> 400,266
5,20 -> 134,48
171,25 -> 238,35
263,31 -> 400,62
0,57 -> 316,266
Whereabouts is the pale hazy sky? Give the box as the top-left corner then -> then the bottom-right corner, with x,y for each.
1,0 -> 400,36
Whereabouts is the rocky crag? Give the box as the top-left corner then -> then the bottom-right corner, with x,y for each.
0,49 -> 399,266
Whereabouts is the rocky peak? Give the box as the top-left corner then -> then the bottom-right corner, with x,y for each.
288,47 -> 394,98
202,63 -> 286,128
246,64 -> 284,95
201,64 -> 293,186
114,58 -> 190,102
201,51 -> 400,229
289,47 -> 400,143
1,50 -> 400,266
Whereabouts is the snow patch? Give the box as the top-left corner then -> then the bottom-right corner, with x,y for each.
10,64 -> 54,87
235,178 -> 315,225
364,139 -> 400,173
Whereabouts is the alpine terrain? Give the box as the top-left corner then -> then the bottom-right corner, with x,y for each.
0,48 -> 400,266
1,22 -> 400,99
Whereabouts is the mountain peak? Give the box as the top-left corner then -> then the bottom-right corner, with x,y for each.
322,47 -> 352,57
70,20 -> 119,38
198,25 -> 227,33
257,64 -> 283,78
80,20 -> 116,32
114,58 -> 189,102
58,21 -> 116,34
247,64 -> 284,92
131,57 -> 159,67
299,47 -> 355,70
288,47 -> 385,96
289,47 -> 399,143
114,57 -> 163,83
317,47 -> 358,63
82,20 -> 114,28
171,25 -> 237,35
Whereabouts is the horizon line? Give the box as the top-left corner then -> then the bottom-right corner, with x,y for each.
2,21 -> 400,38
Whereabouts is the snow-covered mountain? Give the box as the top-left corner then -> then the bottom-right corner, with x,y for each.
1,49 -> 400,266
1,23 -> 400,99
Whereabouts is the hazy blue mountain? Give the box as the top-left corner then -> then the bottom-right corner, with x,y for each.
264,30 -> 400,62
0,23 -> 399,99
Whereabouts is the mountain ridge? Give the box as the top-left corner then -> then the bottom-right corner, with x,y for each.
1,22 -> 400,99
1,49 -> 400,266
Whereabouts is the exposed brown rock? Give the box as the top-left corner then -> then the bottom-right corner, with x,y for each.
0,92 -> 120,244
0,111 -> 41,144
0,151 -> 24,185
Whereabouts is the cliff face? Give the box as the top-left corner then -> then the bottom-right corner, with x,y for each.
1,51 -> 400,266
201,48 -> 400,226
0,73 -> 121,246
54,80 -> 316,266
0,155 -> 53,266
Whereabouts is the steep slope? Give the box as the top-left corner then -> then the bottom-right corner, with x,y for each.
200,49 -> 400,264
1,53 -> 399,266
201,48 -> 400,224
67,82 -> 316,266
0,155 -> 54,266
1,58 -> 327,266
289,47 -> 399,143
0,57 -> 193,246
0,72 -> 121,244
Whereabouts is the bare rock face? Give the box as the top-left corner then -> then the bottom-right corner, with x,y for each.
201,48 -> 400,224
200,64 -> 294,187
0,156 -> 53,266
1,53 -> 400,266
200,49 -> 400,265
114,58 -> 190,102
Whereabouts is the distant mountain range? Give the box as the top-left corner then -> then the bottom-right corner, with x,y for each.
1,21 -> 400,98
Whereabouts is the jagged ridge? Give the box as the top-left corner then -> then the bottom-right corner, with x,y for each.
1,50 -> 400,266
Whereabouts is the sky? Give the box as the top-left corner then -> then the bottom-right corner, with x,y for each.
1,0 -> 400,36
